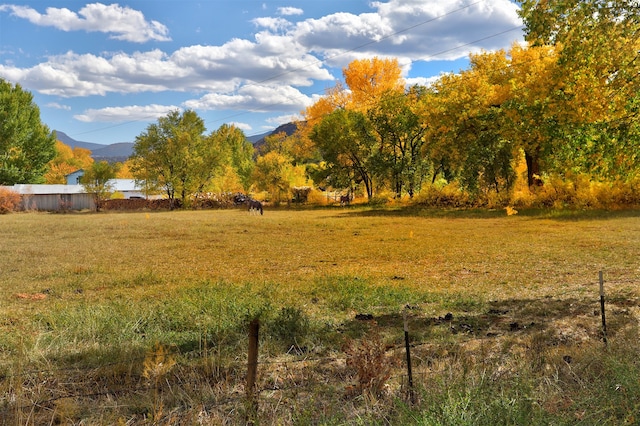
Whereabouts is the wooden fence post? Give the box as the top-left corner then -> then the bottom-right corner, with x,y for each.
599,271 -> 607,345
246,318 -> 260,424
403,309 -> 416,405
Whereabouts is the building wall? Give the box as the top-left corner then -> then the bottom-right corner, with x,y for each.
65,170 -> 84,185
20,193 -> 95,211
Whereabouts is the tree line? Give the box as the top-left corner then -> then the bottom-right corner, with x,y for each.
2,0 -> 639,208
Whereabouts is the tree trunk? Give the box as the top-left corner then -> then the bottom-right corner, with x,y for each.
525,150 -> 544,188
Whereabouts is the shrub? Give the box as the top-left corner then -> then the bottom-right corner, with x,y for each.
593,178 -> 640,209
342,325 -> 393,397
269,306 -> 310,350
0,188 -> 21,213
520,174 -> 640,210
306,189 -> 330,205
415,183 -> 472,208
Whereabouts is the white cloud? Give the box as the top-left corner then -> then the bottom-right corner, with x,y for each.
405,76 -> 440,88
229,122 -> 252,131
74,104 -> 180,123
0,0 -> 523,121
278,7 -> 303,16
45,102 -> 71,110
252,16 -> 292,32
266,114 -> 302,126
184,84 -> 314,113
292,0 -> 522,68
0,35 -> 333,98
0,3 -> 170,43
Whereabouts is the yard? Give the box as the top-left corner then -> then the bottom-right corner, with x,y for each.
1,207 -> 639,424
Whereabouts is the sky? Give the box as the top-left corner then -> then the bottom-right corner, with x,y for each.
0,0 -> 524,145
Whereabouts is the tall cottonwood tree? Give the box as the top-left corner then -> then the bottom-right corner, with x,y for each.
304,57 -> 407,198
131,110 -> 220,209
310,108 -> 377,199
501,43 -> 560,187
517,0 -> 640,180
0,79 -> 56,185
207,124 -> 254,193
343,57 -> 405,111
368,87 -> 428,198
423,49 -> 517,195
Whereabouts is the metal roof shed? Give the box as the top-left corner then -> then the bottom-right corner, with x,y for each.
9,184 -> 96,211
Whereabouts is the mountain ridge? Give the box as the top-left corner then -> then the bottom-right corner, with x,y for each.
54,123 -> 299,163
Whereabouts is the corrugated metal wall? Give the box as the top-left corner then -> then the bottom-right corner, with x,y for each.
20,193 -> 96,211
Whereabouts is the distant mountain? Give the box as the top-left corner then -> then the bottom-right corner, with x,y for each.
54,122 -> 301,163
54,131 -> 134,163
252,122 -> 300,149
54,131 -> 105,152
247,130 -> 272,144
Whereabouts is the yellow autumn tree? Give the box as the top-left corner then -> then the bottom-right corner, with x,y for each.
251,151 -> 307,204
421,49 -> 516,196
301,58 -> 407,196
517,0 -> 640,181
343,57 -> 405,112
502,42 -> 560,187
301,57 -> 405,134
116,160 -> 134,178
44,141 -> 94,184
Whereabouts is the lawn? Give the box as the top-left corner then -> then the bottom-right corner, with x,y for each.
1,207 -> 639,424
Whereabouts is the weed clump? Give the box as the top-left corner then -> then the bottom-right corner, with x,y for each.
268,306 -> 310,351
343,324 -> 393,398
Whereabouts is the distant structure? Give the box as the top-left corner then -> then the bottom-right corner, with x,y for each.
0,170 -> 160,212
1,184 -> 95,211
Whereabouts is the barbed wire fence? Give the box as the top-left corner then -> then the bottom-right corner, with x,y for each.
2,273 -> 636,422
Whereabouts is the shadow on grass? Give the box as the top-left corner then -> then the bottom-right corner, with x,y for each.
337,292 -> 640,346
333,205 -> 640,221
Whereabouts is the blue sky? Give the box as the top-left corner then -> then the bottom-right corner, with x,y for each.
0,0 -> 523,145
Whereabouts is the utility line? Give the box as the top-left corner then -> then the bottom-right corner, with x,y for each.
67,0 -> 521,140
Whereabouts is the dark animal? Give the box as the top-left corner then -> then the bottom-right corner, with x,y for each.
247,199 -> 263,215
233,192 -> 249,205
339,194 -> 351,206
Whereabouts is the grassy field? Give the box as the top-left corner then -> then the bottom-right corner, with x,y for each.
1,206 -> 639,424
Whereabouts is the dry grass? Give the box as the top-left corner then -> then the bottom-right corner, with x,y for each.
1,206 -> 639,424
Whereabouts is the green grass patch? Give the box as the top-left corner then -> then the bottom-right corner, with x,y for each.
1,207 -> 639,424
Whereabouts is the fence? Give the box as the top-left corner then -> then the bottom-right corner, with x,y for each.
1,272 -> 633,424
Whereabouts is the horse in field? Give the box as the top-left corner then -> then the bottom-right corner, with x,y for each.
247,199 -> 263,215
339,194 -> 351,206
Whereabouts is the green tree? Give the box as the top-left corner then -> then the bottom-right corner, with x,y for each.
517,0 -> 640,181
310,109 -> 378,200
130,110 -> 220,209
422,50 -> 517,197
80,161 -> 119,211
207,124 -> 254,192
251,151 -> 294,204
368,87 -> 428,198
0,79 -> 56,185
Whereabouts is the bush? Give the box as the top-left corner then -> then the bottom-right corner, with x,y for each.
342,325 -> 393,397
0,188 -> 21,213
415,183 -> 472,208
512,174 -> 640,210
269,306 -> 310,350
593,178 -> 640,209
306,189 -> 330,205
